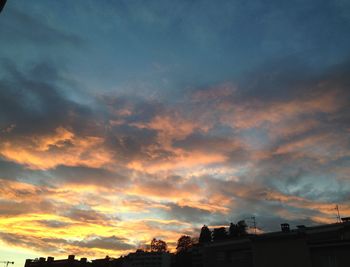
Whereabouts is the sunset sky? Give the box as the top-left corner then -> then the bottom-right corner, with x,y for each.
1,0 -> 350,265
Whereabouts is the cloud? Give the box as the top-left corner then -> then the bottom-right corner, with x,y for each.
63,208 -> 116,225
129,174 -> 202,201
0,127 -> 113,170
0,232 -> 67,254
0,158 -> 29,181
50,165 -> 129,187
0,8 -> 82,47
163,203 -> 214,223
0,60 -> 92,137
219,89 -> 346,130
0,60 -> 114,170
73,236 -> 135,251
36,220 -> 72,228
0,232 -> 134,256
0,54 -> 349,257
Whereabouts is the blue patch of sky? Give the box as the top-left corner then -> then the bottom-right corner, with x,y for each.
3,0 -> 349,101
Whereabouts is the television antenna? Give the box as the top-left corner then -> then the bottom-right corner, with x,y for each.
245,216 -> 257,234
335,205 -> 341,223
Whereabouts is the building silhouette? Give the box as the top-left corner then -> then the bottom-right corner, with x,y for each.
25,252 -> 172,267
192,220 -> 350,267
124,250 -> 171,267
25,255 -> 89,267
24,220 -> 350,267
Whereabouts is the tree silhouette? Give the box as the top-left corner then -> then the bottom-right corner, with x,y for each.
228,220 -> 248,238
212,227 -> 227,241
176,235 -> 193,253
150,238 -> 167,252
199,225 -> 211,243
237,220 -> 248,236
228,222 -> 239,238
175,235 -> 193,267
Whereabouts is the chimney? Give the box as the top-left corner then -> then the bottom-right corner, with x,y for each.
68,255 -> 75,261
281,223 -> 290,232
297,225 -> 306,233
25,259 -> 33,267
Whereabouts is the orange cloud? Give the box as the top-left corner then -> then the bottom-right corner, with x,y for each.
220,90 -> 344,130
0,127 -> 113,170
273,132 -> 350,161
128,150 -> 227,173
132,113 -> 206,149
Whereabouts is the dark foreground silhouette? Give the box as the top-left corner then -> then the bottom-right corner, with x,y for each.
0,0 -> 7,13
25,219 -> 350,267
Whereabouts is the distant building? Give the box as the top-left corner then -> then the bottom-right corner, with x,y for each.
24,221 -> 350,267
25,255 -> 90,267
199,238 -> 253,267
25,252 -> 172,267
252,228 -> 311,267
123,251 -> 171,267
91,256 -> 124,267
191,221 -> 350,267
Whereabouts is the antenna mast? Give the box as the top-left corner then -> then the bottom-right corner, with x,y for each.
251,216 -> 257,234
244,216 -> 257,234
335,205 -> 341,223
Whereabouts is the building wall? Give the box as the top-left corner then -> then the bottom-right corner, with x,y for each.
252,237 -> 312,267
310,244 -> 350,267
201,240 -> 253,267
123,252 -> 171,267
25,256 -> 90,267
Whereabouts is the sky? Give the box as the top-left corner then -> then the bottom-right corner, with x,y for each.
0,0 -> 350,265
